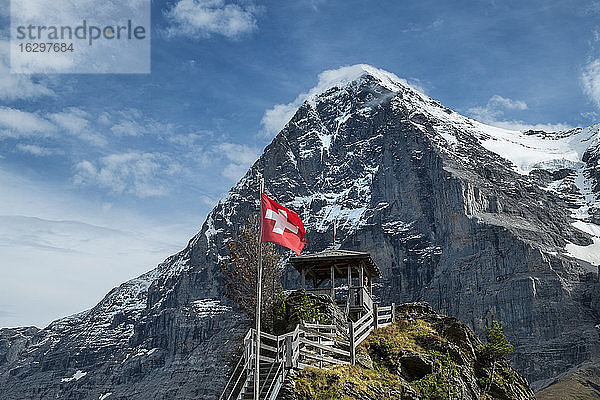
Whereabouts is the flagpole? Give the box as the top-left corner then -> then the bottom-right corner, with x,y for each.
254,177 -> 264,400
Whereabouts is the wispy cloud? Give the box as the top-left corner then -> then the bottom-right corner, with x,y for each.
582,59 -> 600,110
578,1 -> 600,16
401,18 -> 444,33
0,41 -> 54,101
0,100 -> 256,198
0,168 -> 195,327
0,107 -> 55,139
260,103 -> 299,138
467,95 -> 571,132
16,144 -> 62,156
468,95 -> 528,121
49,108 -> 107,147
110,115 -> 176,138
216,142 -> 260,181
0,106 -> 108,146
165,0 -> 259,39
74,152 -> 182,198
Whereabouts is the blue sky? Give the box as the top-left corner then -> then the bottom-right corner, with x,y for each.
2,0 -> 600,327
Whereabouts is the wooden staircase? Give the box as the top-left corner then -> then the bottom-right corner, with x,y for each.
219,303 -> 397,400
238,361 -> 286,400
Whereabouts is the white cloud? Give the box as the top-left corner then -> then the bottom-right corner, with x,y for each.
406,78 -> 431,95
0,64 -> 54,101
0,167 -> 195,328
582,59 -> 600,109
260,103 -> 298,138
73,152 -> 181,197
48,108 -> 107,147
169,133 -> 203,147
579,1 -> 600,16
111,119 -> 146,136
16,144 -> 61,156
429,18 -> 444,30
488,94 -> 528,111
0,107 -> 55,138
467,95 -> 571,132
401,18 -> 444,33
0,40 -> 54,101
165,0 -> 259,39
49,108 -> 90,133
221,163 -> 249,180
468,95 -> 528,122
110,114 -> 176,138
216,142 -> 260,181
0,106 -> 108,146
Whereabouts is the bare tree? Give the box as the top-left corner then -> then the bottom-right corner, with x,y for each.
220,214 -> 284,332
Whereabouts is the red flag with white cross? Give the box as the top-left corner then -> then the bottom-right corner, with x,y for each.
260,193 -> 306,255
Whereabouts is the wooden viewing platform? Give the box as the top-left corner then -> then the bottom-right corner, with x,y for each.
220,250 -> 394,400
289,250 -> 382,321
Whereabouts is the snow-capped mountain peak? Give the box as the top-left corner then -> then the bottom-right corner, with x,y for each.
303,64 -> 416,105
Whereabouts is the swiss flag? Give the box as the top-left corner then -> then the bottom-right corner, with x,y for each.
261,193 -> 306,255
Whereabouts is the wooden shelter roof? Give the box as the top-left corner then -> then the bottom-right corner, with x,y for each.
290,249 -> 382,279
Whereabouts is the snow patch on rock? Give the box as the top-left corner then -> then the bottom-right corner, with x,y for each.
61,370 -> 87,382
191,299 -> 232,318
565,220 -> 600,267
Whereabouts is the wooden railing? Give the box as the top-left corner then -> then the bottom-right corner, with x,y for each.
346,286 -> 373,311
219,330 -> 254,400
298,322 -> 351,368
220,302 -> 397,400
348,302 -> 396,363
373,303 -> 396,329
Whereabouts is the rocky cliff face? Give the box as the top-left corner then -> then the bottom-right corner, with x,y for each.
1,65 -> 599,399
288,303 -> 535,400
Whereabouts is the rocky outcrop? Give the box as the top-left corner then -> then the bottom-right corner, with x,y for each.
1,65 -> 599,398
291,302 -> 535,400
276,290 -> 348,335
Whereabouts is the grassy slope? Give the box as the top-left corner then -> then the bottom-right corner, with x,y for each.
535,362 -> 600,400
293,316 -> 533,400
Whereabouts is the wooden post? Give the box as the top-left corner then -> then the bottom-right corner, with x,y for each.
391,303 -> 396,324
359,262 -> 364,288
330,264 -> 335,300
318,331 -> 323,369
347,265 -> 352,306
373,304 -> 379,329
301,268 -> 306,290
349,320 -> 355,365
347,265 -> 351,287
245,333 -> 253,363
285,335 -> 293,369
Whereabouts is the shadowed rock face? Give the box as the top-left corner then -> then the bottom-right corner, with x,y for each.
1,68 -> 599,399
